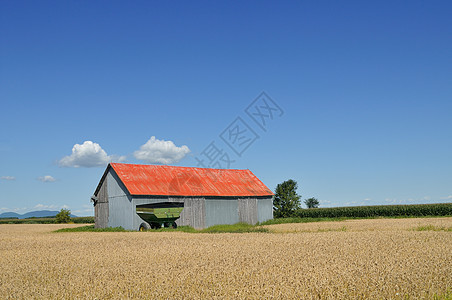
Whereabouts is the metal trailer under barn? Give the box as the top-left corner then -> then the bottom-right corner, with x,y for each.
91,163 -> 274,230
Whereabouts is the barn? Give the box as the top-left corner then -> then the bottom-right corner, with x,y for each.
91,163 -> 274,230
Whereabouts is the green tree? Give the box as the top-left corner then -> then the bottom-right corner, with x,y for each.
55,208 -> 71,223
273,179 -> 301,218
304,197 -> 320,209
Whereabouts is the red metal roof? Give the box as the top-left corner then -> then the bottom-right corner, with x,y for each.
108,163 -> 273,197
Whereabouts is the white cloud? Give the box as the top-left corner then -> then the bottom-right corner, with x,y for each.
440,195 -> 452,200
134,136 -> 190,164
34,204 -> 58,210
59,141 -> 126,168
37,175 -> 56,182
385,198 -> 412,204
16,207 -> 26,212
1,176 -> 16,181
72,208 -> 94,216
33,204 -> 71,211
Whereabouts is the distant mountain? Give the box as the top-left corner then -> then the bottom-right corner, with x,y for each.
22,210 -> 61,219
0,210 -> 78,219
0,212 -> 21,219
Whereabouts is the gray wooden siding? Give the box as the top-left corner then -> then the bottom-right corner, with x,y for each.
238,198 -> 258,225
106,170 -> 134,229
205,199 -> 239,227
94,177 -> 108,228
169,197 -> 205,229
108,194 -> 133,229
257,198 -> 273,223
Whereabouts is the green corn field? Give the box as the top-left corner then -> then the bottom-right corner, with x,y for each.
295,202 -> 452,218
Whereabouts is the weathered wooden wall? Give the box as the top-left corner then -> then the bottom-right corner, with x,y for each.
257,198 -> 273,223
238,198 -> 258,225
94,178 -> 108,228
204,199 -> 239,227
107,170 -> 134,229
173,197 -> 205,229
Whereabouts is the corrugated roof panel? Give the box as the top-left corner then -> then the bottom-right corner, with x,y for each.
109,163 -> 273,197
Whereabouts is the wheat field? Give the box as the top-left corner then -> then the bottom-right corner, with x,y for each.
0,218 -> 451,299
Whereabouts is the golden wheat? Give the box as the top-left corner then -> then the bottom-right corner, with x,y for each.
263,216 -> 452,233
0,218 -> 451,299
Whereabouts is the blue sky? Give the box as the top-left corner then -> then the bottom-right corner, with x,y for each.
1,1 -> 451,216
